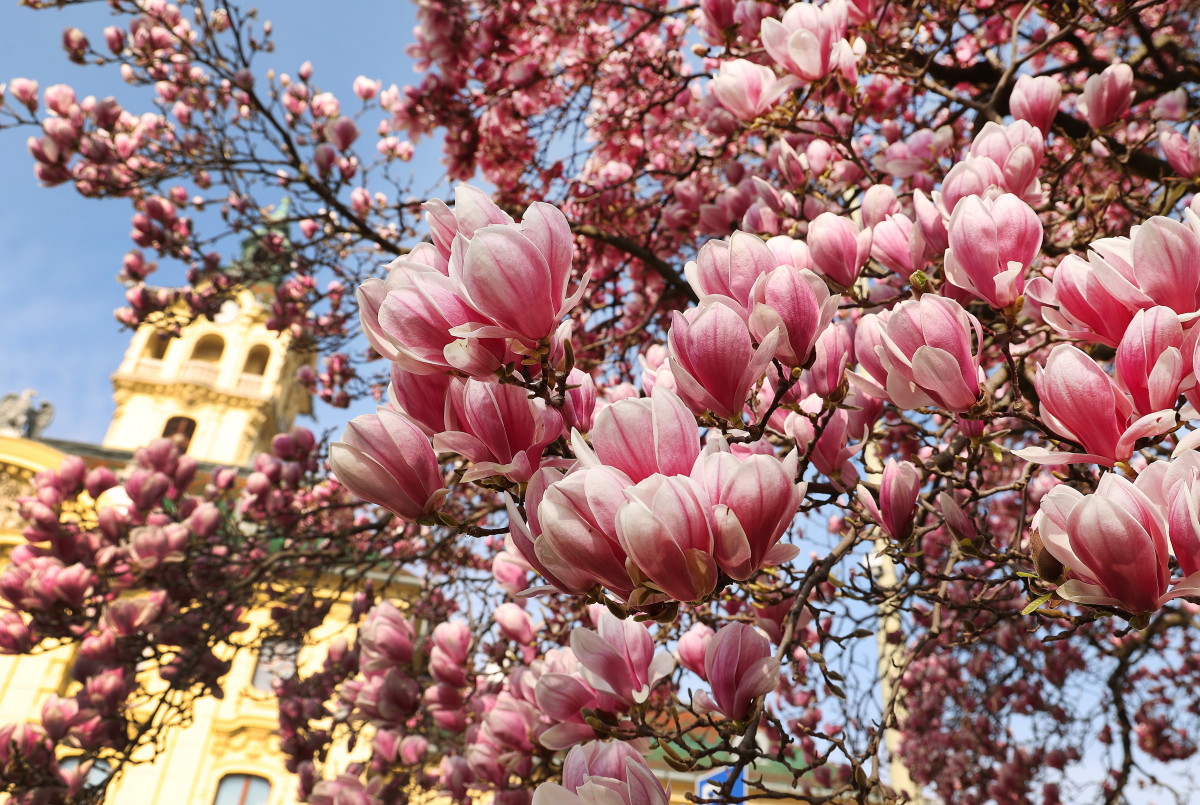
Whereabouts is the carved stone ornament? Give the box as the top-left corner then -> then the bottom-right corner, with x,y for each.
0,389 -> 54,439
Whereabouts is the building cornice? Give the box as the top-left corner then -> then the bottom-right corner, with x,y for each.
111,374 -> 274,413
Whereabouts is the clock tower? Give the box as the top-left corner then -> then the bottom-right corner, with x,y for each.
103,204 -> 314,466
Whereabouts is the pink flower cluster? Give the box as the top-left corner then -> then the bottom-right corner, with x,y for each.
1032,452 -> 1200,614
507,387 -> 803,605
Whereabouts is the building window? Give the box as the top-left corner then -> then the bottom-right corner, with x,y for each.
162,416 -> 197,453
243,345 -> 271,376
144,334 -> 170,360
191,334 -> 225,362
251,639 -> 299,691
213,774 -> 271,805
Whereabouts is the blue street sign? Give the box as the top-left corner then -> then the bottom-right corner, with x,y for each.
695,766 -> 746,800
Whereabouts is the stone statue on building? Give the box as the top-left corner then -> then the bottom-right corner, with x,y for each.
0,389 -> 55,439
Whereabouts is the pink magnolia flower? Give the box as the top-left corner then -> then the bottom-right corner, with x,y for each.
536,465 -> 637,599
861,184 -> 900,229
533,741 -> 670,805
570,611 -> 674,706
943,193 -> 1042,310
1114,306 -> 1191,416
939,155 -> 1005,213
534,657 -> 605,750
384,364 -> 449,437
449,200 -> 589,345
785,403 -> 862,489
803,321 -> 854,400
857,459 -> 921,541
765,234 -> 812,270
1033,473 -> 1200,613
586,386 -> 700,483
684,230 -> 779,312
676,622 -> 715,679
711,60 -> 799,122
616,474 -> 719,603
362,266 -> 505,376
1009,74 -> 1062,135
1159,124 -> 1200,178
330,408 -> 448,521
913,189 -> 950,253
563,367 -> 598,434
876,295 -> 985,412
434,379 -> 564,484
1080,63 -> 1135,131
430,620 -> 472,688
667,300 -> 779,420
1129,215 -> 1200,315
359,601 -> 416,675
969,120 -> 1044,199
494,603 -> 535,644
425,185 -> 515,259
748,265 -> 839,367
695,623 -> 780,721
353,75 -> 381,100
562,741 -> 656,792
1017,344 -> 1176,466
761,1 -> 847,82
690,445 -> 804,580
504,470 -> 597,596
325,116 -> 359,151
870,213 -> 920,277
1163,454 -> 1200,579
807,212 -> 873,289
1027,257 -> 1135,348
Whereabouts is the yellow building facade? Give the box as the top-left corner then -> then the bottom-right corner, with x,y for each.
0,287 -> 323,805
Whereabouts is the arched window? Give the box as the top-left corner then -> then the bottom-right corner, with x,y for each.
143,334 -> 170,360
162,416 -> 196,453
191,334 -> 225,362
251,639 -> 299,691
213,774 -> 271,805
243,345 -> 271,376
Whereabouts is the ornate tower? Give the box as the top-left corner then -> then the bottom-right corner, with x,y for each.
104,206 -> 314,467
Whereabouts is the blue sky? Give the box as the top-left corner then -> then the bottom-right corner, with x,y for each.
0,0 -> 447,443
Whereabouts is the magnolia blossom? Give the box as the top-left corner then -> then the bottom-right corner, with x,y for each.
537,465 -> 637,599
1160,124 -> 1200,178
877,295 -> 985,412
711,59 -> 799,121
570,612 -> 674,705
748,265 -> 839,367
584,386 -> 700,483
1017,344 -> 1177,466
532,741 -> 670,805
683,230 -> 778,312
806,212 -> 872,289
761,1 -> 848,82
1032,472 -> 1200,613
857,459 -> 921,541
667,300 -> 779,420
434,379 -> 564,483
1114,306 -> 1191,417
330,408 -> 448,521
968,120 -> 1045,199
695,623 -> 780,720
616,474 -> 719,603
1080,63 -> 1135,130
1009,73 -> 1062,134
449,200 -> 589,345
690,445 -> 804,580
943,193 -> 1042,310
